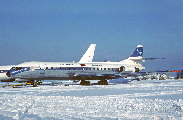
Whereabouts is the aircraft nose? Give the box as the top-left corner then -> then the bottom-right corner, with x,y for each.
6,71 -> 10,77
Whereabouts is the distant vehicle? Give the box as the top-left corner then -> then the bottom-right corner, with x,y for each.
140,70 -> 181,80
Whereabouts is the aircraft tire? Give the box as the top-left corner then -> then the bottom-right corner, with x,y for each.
80,80 -> 90,85
98,80 -> 108,85
37,82 -> 42,85
33,82 -> 37,87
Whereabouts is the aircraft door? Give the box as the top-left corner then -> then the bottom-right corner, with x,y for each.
119,66 -> 125,72
40,65 -> 45,74
135,67 -> 140,72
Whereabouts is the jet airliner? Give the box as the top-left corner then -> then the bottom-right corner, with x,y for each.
6,45 -> 149,86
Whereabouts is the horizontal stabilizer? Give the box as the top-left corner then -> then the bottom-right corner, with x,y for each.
143,58 -> 165,60
153,70 -> 181,73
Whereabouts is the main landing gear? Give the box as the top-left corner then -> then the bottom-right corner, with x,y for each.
80,79 -> 109,85
80,80 -> 90,85
30,80 -> 108,86
98,79 -> 108,85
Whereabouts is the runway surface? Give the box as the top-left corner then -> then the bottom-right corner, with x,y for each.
0,79 -> 183,120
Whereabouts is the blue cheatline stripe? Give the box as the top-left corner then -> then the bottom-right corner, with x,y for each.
9,67 -> 120,76
0,70 -> 9,73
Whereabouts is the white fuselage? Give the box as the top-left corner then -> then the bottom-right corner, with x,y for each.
8,60 -> 145,81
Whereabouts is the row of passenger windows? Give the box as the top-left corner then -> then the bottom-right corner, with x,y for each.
59,64 -> 74,65
44,67 -> 118,71
11,67 -> 23,70
11,67 -> 119,71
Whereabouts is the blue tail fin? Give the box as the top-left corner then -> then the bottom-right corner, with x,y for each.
127,45 -> 164,64
130,45 -> 143,57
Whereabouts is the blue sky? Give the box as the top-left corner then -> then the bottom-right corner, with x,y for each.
0,0 -> 183,71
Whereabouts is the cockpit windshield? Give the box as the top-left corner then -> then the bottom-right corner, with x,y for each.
11,67 -> 23,70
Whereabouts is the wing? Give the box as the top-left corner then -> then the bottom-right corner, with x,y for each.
120,71 -> 147,77
74,72 -> 120,80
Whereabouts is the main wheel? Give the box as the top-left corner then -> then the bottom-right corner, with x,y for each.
80,80 -> 90,85
33,82 -> 37,87
98,80 -> 108,85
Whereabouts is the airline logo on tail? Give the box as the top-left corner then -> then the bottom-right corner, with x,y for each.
130,45 -> 143,57
127,45 -> 143,62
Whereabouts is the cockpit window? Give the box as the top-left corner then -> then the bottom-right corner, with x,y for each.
11,67 -> 16,70
11,67 -> 23,70
16,67 -> 23,70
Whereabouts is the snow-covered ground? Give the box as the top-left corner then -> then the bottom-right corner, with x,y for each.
0,79 -> 183,120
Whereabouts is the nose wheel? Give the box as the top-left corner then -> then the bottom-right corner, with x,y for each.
30,80 -> 42,87
33,82 -> 37,87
